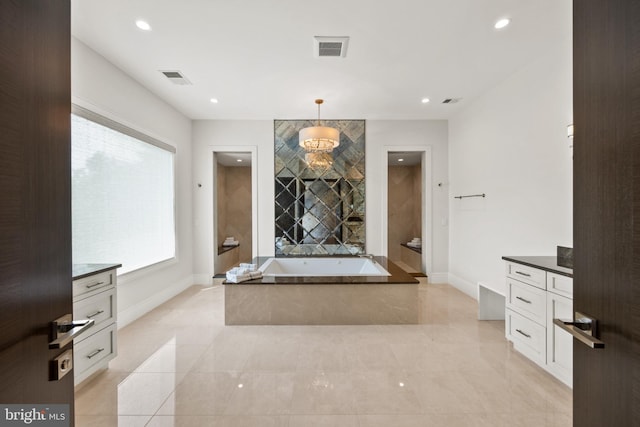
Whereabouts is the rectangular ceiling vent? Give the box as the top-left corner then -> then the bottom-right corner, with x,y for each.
314,36 -> 349,58
442,98 -> 462,104
160,70 -> 192,85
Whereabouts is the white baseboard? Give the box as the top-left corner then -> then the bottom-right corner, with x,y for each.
447,273 -> 478,300
118,274 -> 194,329
427,272 -> 449,284
193,273 -> 213,285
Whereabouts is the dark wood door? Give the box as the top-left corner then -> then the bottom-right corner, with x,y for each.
0,0 -> 73,419
573,0 -> 640,426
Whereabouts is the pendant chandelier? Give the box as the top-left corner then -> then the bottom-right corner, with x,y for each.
305,152 -> 333,170
299,99 -> 339,153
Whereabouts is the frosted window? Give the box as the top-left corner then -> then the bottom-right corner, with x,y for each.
71,110 -> 176,274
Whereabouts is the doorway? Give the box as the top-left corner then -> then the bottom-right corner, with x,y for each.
386,151 -> 427,276
213,152 -> 254,274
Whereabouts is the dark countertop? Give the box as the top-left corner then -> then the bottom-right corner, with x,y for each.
218,244 -> 240,255
73,263 -> 122,280
400,243 -> 422,254
222,256 -> 419,285
502,256 -> 573,278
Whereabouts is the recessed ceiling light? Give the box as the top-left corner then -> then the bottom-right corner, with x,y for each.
421,98 -> 430,104
494,18 -> 510,29
398,158 -> 404,162
236,159 -> 243,163
135,20 -> 151,31
210,98 -> 219,104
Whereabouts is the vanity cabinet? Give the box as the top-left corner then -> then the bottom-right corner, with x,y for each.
503,257 -> 573,387
72,264 -> 120,386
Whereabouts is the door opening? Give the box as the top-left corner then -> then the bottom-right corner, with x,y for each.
387,151 -> 425,276
213,152 -> 253,274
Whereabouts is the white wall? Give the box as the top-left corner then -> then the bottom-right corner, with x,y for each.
192,120 -> 449,281
191,120 -> 274,283
367,121 -> 449,280
448,26 -> 573,298
72,38 -> 194,327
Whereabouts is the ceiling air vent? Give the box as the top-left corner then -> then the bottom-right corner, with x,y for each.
314,36 -> 349,58
160,70 -> 192,85
442,98 -> 462,104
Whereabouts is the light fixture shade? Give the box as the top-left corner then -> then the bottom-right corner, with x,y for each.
305,152 -> 333,170
299,126 -> 340,152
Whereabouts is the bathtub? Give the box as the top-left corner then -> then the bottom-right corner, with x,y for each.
225,256 -> 418,325
259,257 -> 391,277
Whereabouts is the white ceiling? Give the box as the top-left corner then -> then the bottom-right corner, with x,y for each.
216,152 -> 252,167
71,0 -> 569,121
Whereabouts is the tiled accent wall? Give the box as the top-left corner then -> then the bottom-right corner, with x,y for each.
387,165 -> 422,263
274,120 -> 366,255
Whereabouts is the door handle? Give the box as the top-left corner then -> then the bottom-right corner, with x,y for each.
553,311 -> 605,349
49,314 -> 95,349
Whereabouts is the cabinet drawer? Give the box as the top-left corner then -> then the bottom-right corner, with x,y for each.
505,263 -> 546,290
73,288 -> 116,331
506,309 -> 546,366
506,279 -> 546,325
73,270 -> 115,299
74,323 -> 117,380
547,273 -> 573,299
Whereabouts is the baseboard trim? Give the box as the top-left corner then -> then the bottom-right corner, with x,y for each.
118,275 -> 194,329
447,273 -> 478,300
427,272 -> 449,284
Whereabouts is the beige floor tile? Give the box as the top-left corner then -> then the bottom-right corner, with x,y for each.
134,342 -> 209,374
288,414 -> 359,427
75,282 -> 573,425
290,372 -> 356,414
352,371 -> 423,415
223,372 -> 296,415
116,373 -> 180,415
146,415 -> 288,427
75,371 -> 130,415
155,372 -> 240,416
75,415 -> 151,427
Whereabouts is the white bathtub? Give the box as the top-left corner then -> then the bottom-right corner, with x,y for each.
259,257 -> 391,277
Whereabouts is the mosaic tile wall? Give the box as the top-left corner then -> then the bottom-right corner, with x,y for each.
274,120 -> 365,256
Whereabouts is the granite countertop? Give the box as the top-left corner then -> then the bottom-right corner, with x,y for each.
502,256 -> 573,278
73,263 -> 122,280
222,256 -> 419,285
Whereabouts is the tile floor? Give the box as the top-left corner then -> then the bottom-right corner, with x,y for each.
75,280 -> 572,426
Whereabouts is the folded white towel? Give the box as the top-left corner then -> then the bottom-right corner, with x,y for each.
223,241 -> 240,247
226,270 -> 262,283
239,263 -> 257,270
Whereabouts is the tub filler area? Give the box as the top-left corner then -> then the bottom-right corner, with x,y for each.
224,256 -> 419,325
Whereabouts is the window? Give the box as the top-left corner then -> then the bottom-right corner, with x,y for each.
71,105 -> 176,274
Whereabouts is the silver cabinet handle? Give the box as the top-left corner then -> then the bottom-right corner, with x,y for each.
515,271 -> 531,277
553,311 -> 605,349
86,310 -> 105,318
515,329 -> 531,338
86,348 -> 105,359
86,281 -> 104,289
49,314 -> 95,349
515,296 -> 532,304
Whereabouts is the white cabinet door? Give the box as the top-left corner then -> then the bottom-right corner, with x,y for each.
546,292 -> 573,387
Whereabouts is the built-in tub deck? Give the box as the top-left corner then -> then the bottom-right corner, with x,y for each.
223,256 -> 419,325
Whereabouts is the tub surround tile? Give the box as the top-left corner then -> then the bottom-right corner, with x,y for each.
225,283 -> 419,325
